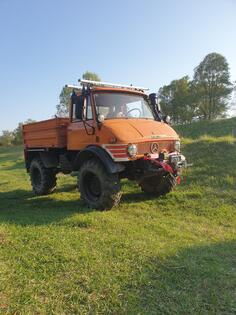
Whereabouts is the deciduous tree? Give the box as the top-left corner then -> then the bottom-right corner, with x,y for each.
0,130 -> 14,146
159,76 -> 196,124
193,53 -> 232,119
12,119 -> 35,145
82,71 -> 101,81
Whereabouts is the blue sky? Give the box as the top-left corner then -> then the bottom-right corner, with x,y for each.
0,0 -> 236,131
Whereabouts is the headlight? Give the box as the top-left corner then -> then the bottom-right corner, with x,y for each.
127,143 -> 137,157
174,140 -> 181,152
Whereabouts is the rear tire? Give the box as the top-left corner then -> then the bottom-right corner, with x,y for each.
30,158 -> 57,195
139,173 -> 176,197
78,158 -> 122,210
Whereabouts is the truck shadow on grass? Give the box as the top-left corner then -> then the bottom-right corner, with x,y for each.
0,186 -> 161,226
122,190 -> 159,203
123,240 -> 236,314
0,189 -> 92,226
2,160 -> 25,170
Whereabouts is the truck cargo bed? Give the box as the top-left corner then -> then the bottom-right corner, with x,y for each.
23,118 -> 69,148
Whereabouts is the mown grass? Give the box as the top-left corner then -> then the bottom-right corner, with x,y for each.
0,120 -> 236,314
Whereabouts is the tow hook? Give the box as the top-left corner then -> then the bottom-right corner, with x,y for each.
143,155 -> 174,174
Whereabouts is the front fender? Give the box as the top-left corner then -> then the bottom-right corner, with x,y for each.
74,146 -> 125,174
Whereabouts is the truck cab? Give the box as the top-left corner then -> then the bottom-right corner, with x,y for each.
23,79 -> 186,210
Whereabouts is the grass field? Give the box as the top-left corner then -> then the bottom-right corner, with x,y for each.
0,118 -> 236,314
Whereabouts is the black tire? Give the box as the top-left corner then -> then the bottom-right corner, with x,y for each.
78,158 -> 122,210
139,173 -> 176,197
29,158 -> 57,195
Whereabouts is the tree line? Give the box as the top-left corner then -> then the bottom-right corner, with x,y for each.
159,52 -> 234,124
0,119 -> 35,146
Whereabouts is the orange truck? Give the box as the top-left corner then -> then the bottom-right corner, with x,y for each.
23,79 -> 186,210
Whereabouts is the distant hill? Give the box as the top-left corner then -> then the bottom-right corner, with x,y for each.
174,117 -> 236,139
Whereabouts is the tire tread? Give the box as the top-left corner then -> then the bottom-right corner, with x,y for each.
30,158 -> 57,195
78,158 -> 122,210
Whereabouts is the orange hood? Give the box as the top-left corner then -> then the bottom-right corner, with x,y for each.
102,119 -> 179,143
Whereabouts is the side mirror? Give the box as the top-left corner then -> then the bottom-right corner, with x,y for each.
163,115 -> 171,124
149,93 -> 157,106
149,93 -> 161,111
97,114 -> 105,123
149,93 -> 161,121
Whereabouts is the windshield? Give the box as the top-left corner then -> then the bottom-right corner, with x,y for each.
94,93 -> 154,119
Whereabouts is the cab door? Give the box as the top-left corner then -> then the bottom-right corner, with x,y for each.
67,94 -> 96,150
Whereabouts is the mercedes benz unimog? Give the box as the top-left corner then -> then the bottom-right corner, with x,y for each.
23,79 -> 186,210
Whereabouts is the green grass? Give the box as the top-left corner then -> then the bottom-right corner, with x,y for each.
175,116 -> 236,139
0,119 -> 236,314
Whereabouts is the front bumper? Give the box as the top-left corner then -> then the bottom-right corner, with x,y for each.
143,152 -> 186,177
168,152 -> 187,171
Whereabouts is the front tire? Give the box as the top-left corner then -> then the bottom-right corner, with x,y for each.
30,158 -> 57,195
78,158 -> 122,210
139,173 -> 176,197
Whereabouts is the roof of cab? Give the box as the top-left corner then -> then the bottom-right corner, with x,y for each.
89,86 -> 147,95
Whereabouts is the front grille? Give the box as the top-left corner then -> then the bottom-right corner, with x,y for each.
137,141 -> 172,155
